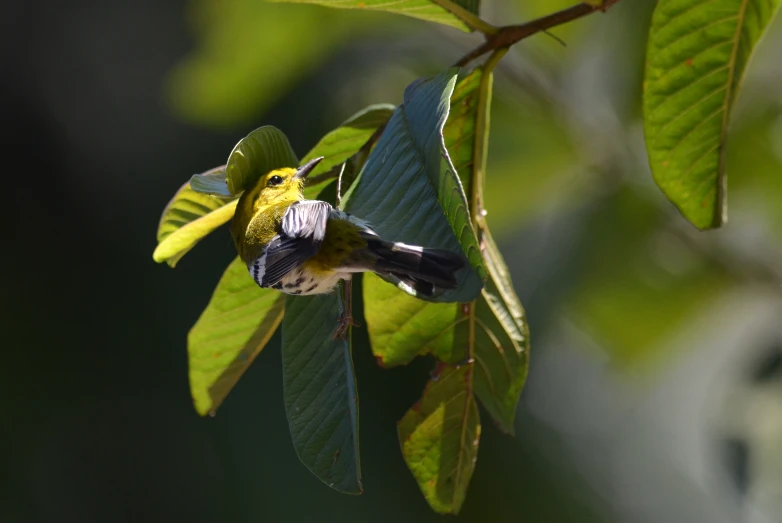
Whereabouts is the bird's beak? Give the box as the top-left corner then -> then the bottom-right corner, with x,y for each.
294,156 -> 325,180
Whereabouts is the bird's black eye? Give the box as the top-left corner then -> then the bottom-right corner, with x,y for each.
267,175 -> 284,187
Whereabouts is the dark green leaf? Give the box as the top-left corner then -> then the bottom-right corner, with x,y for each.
188,257 -> 285,416
282,292 -> 361,494
154,167 -> 236,267
342,70 -> 484,303
643,0 -> 782,229
225,126 -> 299,195
267,0 -> 484,32
398,364 -> 480,514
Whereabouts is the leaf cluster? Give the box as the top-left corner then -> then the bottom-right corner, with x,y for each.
153,0 -> 782,514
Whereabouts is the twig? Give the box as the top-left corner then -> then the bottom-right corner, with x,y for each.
454,0 -> 624,67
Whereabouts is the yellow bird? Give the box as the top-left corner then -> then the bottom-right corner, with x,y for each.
231,157 -> 465,332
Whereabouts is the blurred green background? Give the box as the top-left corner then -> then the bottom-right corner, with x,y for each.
3,1 -> 782,521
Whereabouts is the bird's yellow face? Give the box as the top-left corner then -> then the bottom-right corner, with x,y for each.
231,157 -> 325,261
251,167 -> 304,210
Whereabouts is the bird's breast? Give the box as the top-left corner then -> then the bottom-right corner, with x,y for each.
274,265 -> 344,295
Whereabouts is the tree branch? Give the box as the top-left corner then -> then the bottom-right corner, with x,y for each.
454,0 -> 624,67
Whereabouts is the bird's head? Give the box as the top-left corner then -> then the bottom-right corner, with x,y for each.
232,156 -> 324,259
250,156 -> 325,208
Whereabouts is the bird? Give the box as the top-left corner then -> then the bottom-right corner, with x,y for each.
230,156 -> 466,337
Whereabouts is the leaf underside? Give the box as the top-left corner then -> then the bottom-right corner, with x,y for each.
643,0 -> 782,229
282,292 -> 362,494
343,69 -> 484,303
267,0 -> 481,32
226,126 -> 300,195
398,364 -> 480,514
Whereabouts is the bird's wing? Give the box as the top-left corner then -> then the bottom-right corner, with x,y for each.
254,200 -> 332,288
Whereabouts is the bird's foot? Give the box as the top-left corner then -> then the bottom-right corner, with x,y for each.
333,313 -> 360,340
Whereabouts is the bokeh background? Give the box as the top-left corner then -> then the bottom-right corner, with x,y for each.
3,1 -> 782,521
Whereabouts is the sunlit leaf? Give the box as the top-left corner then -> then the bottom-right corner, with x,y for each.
188,257 -> 285,416
363,274 -> 468,367
153,166 -> 236,267
398,364 -> 480,514
226,126 -> 300,195
444,68 -> 482,193
301,104 -> 394,177
268,0 -> 483,32
643,0 -> 782,229
300,104 -> 395,198
342,70 -> 484,302
282,292 -> 362,494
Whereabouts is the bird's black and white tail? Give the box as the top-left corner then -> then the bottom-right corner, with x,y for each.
365,237 -> 465,298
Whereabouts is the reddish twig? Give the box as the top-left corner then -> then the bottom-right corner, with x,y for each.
454,0 -> 624,67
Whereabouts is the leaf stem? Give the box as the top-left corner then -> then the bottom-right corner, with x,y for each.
428,0 -> 498,35
471,48 -> 506,232
454,0 -> 623,67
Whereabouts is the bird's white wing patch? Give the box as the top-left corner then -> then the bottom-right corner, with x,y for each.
251,251 -> 268,287
281,200 -> 331,241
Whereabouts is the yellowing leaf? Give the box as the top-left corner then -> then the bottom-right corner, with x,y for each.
398,364 -> 480,514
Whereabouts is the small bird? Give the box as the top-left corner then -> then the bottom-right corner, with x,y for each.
231,156 -> 465,335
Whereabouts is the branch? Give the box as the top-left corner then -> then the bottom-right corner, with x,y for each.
454,0 -> 623,67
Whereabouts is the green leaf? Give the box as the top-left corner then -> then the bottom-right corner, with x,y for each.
362,68 -> 482,366
188,257 -> 285,416
443,68 -> 482,193
281,292 -> 361,494
364,71 -> 528,522
301,104 -> 395,178
342,70 -> 484,303
472,227 -> 529,434
398,364 -> 480,514
300,104 -> 395,199
226,126 -> 299,195
153,166 -> 237,267
364,230 -> 529,433
643,0 -> 782,229
363,273 -> 468,367
268,0 -> 485,33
